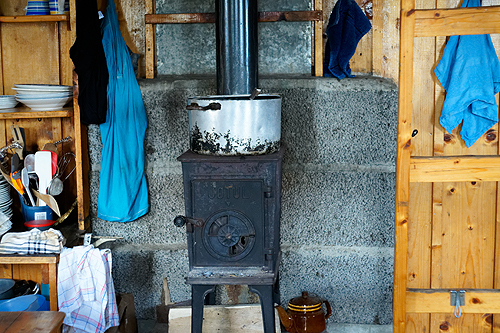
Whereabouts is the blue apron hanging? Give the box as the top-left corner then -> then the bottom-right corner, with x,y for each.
98,0 -> 149,222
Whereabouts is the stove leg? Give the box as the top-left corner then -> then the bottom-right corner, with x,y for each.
249,285 -> 275,333
191,284 -> 215,333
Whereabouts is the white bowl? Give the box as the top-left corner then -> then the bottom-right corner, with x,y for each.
16,95 -> 72,111
0,96 -> 18,109
15,92 -> 72,100
12,84 -> 72,95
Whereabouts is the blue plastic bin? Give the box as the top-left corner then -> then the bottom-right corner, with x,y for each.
0,294 -> 48,311
20,194 -> 53,222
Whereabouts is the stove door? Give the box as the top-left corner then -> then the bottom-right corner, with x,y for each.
191,179 -> 265,267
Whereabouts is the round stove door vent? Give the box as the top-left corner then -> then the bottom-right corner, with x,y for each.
203,210 -> 255,261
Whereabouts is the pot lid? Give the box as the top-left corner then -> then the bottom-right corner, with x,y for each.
288,291 -> 322,310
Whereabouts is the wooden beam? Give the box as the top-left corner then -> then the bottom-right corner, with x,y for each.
407,289 -> 500,314
145,11 -> 322,24
0,255 -> 58,264
410,155 -> 500,182
412,6 -> 500,37
0,15 -> 68,23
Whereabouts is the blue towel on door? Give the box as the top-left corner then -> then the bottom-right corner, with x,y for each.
98,0 -> 149,222
434,0 -> 500,147
323,0 -> 372,79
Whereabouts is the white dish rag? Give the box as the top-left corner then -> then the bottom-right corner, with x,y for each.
58,245 -> 119,333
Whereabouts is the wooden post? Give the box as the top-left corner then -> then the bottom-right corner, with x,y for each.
145,0 -> 156,79
393,6 -> 415,333
313,0 -> 323,76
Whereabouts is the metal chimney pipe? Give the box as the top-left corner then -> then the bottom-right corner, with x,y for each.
216,0 -> 258,95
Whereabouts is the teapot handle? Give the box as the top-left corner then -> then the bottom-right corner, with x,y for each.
323,300 -> 332,319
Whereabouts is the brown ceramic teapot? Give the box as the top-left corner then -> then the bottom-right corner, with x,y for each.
275,291 -> 332,333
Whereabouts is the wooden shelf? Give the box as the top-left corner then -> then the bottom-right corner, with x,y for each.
0,254 -> 58,264
0,15 -> 68,23
0,107 -> 73,119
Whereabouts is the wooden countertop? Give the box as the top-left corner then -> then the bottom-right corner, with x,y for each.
0,311 -> 65,333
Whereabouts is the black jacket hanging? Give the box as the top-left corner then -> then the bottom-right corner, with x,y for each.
70,0 -> 108,125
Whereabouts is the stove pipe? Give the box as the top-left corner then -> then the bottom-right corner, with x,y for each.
216,0 -> 258,95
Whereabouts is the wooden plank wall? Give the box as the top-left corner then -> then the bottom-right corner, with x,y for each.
113,0 -> 402,81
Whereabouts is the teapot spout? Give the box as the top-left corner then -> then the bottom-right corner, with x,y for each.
275,304 -> 293,331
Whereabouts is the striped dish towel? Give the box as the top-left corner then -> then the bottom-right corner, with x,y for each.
0,228 -> 65,254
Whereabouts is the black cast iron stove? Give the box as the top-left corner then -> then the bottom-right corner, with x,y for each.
174,149 -> 283,333
173,0 -> 284,331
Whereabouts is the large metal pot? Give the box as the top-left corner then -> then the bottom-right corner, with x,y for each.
187,94 -> 281,156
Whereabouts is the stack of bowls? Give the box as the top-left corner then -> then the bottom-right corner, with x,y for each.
13,84 -> 73,111
26,0 -> 50,15
0,96 -> 17,112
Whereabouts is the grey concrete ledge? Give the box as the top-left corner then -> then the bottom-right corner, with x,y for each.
327,324 -> 392,333
106,242 -> 188,252
138,75 -> 398,93
93,158 -> 396,175
280,245 -> 394,258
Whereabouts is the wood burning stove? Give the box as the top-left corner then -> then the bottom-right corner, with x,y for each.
174,0 -> 283,331
174,149 -> 283,333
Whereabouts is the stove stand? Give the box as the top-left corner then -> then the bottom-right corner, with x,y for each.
174,148 -> 284,333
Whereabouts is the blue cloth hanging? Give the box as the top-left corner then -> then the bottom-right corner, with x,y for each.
98,0 -> 149,222
323,0 -> 372,79
434,0 -> 500,147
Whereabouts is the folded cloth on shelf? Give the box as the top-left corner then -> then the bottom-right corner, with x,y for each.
58,245 -> 119,333
0,228 -> 65,254
323,0 -> 372,79
434,0 -> 500,147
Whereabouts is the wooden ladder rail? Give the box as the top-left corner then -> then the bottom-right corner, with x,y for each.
395,5 -> 500,332
144,0 -> 324,79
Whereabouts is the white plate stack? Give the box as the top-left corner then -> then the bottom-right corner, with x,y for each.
0,176 -> 13,237
13,84 -> 73,111
0,96 -> 18,111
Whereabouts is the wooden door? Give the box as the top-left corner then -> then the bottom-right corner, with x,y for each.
395,1 -> 500,332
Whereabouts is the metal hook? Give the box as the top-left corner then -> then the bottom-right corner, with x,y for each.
450,290 -> 465,318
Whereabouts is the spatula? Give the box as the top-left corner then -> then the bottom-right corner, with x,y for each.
35,151 -> 52,206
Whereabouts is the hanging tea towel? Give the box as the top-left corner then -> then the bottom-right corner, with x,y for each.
323,0 -> 372,79
434,0 -> 500,147
98,0 -> 149,222
58,246 -> 119,333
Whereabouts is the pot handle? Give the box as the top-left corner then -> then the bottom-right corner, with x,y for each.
187,102 -> 221,111
323,299 -> 332,319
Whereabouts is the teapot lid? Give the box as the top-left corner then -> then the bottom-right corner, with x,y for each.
288,291 -> 322,311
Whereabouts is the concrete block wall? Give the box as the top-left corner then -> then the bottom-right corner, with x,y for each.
88,75 -> 398,330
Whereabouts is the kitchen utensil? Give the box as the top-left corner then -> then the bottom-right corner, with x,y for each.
24,154 -> 36,174
48,152 -> 75,196
32,190 -> 60,216
34,151 -> 52,206
10,153 -> 24,197
21,168 -> 35,206
10,125 -> 25,160
42,136 -> 72,153
0,142 -> 22,160
43,151 -> 57,176
275,291 -> 332,333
